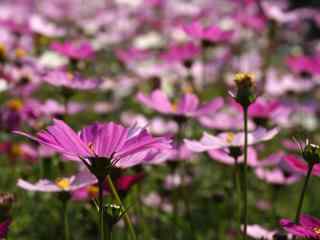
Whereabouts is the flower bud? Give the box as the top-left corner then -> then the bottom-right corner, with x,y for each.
233,72 -> 256,109
104,203 -> 123,228
302,140 -> 320,166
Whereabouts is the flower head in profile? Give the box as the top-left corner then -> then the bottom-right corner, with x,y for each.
280,214 -> 320,239
137,89 -> 223,118
44,70 -> 101,90
185,127 -> 278,152
183,21 -> 233,45
50,41 -> 95,61
17,171 -> 97,193
284,139 -> 320,176
15,119 -> 171,180
232,72 -> 256,108
161,42 -> 200,67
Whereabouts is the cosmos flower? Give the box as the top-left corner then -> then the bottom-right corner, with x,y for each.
208,147 -> 258,167
17,171 -> 97,192
183,21 -> 233,43
280,214 -> 320,239
137,89 -> 223,118
245,224 -> 277,240
185,127 -> 278,152
161,42 -> 200,65
15,119 -> 171,169
283,154 -> 320,176
0,218 -> 11,239
44,70 -> 101,90
50,41 -> 95,60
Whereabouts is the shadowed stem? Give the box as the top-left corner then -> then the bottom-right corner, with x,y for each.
233,156 -> 241,230
63,201 -> 70,240
294,165 -> 313,223
241,107 -> 248,240
107,175 -> 137,240
98,179 -> 105,240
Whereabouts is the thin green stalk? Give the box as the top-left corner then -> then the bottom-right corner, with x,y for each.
241,107 -> 248,240
98,179 -> 105,240
107,175 -> 137,240
294,165 -> 313,223
233,156 -> 241,230
63,202 -> 70,240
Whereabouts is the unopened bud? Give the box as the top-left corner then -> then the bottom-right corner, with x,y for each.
233,72 -> 256,109
302,140 -> 320,166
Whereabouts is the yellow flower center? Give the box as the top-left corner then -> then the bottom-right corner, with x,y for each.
313,227 -> 320,235
0,43 -> 6,57
88,186 -> 99,198
15,48 -> 27,59
234,72 -> 255,88
10,144 -> 22,157
171,102 -> 178,112
67,72 -> 74,81
55,178 -> 71,190
183,85 -> 193,94
226,132 -> 235,144
6,99 -> 23,111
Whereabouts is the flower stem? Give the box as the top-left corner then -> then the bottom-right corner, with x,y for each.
98,179 -> 105,240
294,164 -> 313,223
241,107 -> 249,240
63,201 -> 70,240
107,175 -> 137,240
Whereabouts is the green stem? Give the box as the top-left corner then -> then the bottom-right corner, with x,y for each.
107,175 -> 137,240
98,179 -> 105,240
63,202 -> 70,240
233,156 -> 241,230
294,165 -> 313,223
241,107 -> 248,240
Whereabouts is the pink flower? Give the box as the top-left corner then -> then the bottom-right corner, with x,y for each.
183,21 -> 233,43
286,54 -> 320,75
161,42 -> 200,64
0,219 -> 11,239
15,119 -> 171,168
17,171 -> 97,192
246,224 -> 277,240
280,214 -> 320,239
44,70 -> 101,90
208,147 -> 258,167
137,89 -> 223,118
185,127 -> 278,152
50,41 -> 95,60
283,154 -> 320,176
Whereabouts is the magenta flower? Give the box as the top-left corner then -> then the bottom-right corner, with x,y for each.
17,171 -> 97,192
183,21 -> 233,43
137,89 -> 223,118
283,154 -> 320,176
185,127 -> 278,152
0,219 -> 11,239
161,42 -> 200,65
15,119 -> 171,169
286,55 -> 320,75
44,70 -> 101,90
50,41 -> 95,60
280,214 -> 320,239
116,48 -> 150,64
